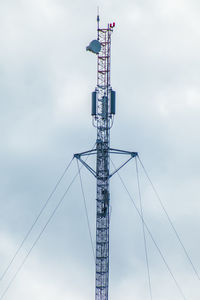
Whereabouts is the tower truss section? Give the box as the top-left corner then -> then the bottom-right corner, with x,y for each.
74,14 -> 137,300
94,17 -> 114,300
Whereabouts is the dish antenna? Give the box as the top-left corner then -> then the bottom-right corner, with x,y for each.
86,39 -> 101,54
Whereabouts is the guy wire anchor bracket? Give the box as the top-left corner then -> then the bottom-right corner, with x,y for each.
74,148 -> 138,179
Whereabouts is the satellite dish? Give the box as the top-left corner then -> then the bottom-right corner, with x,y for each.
86,40 -> 101,54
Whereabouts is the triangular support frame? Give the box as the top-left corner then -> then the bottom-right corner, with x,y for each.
74,147 -> 138,178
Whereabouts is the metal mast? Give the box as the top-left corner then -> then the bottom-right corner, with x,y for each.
94,15 -> 114,300
75,13 -> 137,300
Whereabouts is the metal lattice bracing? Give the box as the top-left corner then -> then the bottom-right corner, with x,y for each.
95,17 -> 113,300
74,15 -> 137,300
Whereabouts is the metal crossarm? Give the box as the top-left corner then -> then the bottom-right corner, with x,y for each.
74,148 -> 138,180
74,155 -> 97,178
109,157 -> 134,178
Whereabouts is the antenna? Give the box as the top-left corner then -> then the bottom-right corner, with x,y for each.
97,7 -> 100,40
75,13 -> 137,300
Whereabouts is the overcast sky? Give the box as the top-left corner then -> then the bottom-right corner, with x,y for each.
0,0 -> 200,299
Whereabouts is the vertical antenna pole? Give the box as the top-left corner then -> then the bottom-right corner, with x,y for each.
97,7 -> 100,40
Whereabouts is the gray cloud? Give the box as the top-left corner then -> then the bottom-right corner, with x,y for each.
0,0 -> 200,299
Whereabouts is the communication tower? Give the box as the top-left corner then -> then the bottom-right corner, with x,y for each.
75,13 -> 137,300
